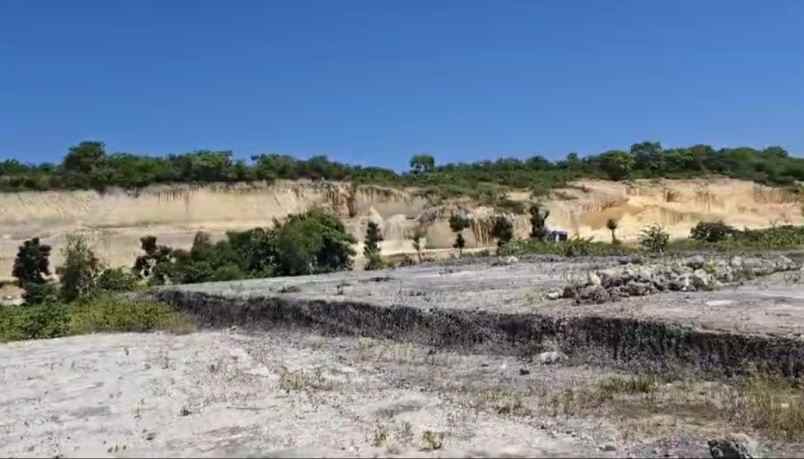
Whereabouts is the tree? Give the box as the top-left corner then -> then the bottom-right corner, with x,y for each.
639,224 -> 670,254
272,210 -> 356,276
64,141 -> 106,174
409,154 -> 435,175
411,228 -> 426,263
363,221 -> 385,270
449,214 -> 471,256
13,238 -> 52,287
528,204 -> 550,241
630,141 -> 664,175
491,216 -> 514,248
363,222 -> 383,257
606,218 -> 619,244
133,236 -> 176,285
452,233 -> 466,255
13,238 -> 56,304
58,234 -> 101,302
598,150 -> 635,181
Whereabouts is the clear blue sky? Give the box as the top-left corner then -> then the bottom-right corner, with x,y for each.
2,1 -> 803,169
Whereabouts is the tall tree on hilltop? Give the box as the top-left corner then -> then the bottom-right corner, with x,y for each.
409,154 -> 435,175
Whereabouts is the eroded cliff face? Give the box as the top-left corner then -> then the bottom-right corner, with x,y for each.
0,177 -> 801,279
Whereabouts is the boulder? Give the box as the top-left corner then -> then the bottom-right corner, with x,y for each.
538,351 -> 565,365
708,434 -> 760,459
579,285 -> 610,304
545,290 -> 561,300
587,271 -> 602,287
691,269 -> 714,290
687,255 -> 706,270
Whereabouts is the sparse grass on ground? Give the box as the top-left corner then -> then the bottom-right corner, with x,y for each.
469,373 -> 804,442
723,373 -> 804,441
278,366 -> 334,393
0,294 -> 194,342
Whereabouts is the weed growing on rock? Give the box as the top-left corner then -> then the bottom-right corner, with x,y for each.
421,430 -> 444,450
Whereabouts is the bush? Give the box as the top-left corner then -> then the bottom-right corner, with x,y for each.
364,252 -> 386,271
22,282 -> 60,305
639,224 -> 670,253
68,295 -> 194,335
12,237 -> 53,304
58,234 -> 101,302
528,205 -> 550,241
0,295 -> 194,342
491,217 -> 514,247
690,221 -> 738,243
96,267 -> 141,292
131,210 -> 356,285
499,238 -> 634,257
411,228 -> 426,263
0,302 -> 70,341
363,221 -> 383,261
449,214 -> 471,256
273,210 -> 356,275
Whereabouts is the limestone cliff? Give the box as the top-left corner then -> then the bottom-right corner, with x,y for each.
0,177 -> 801,279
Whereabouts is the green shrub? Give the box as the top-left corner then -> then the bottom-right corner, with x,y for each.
364,252 -> 386,271
58,234 -> 102,302
491,217 -> 514,248
12,237 -> 53,304
0,303 -> 70,341
0,295 -> 194,342
131,210 -> 356,284
690,221 -> 738,243
639,224 -> 670,253
273,210 -> 356,275
68,295 -> 194,335
500,238 -> 634,257
96,267 -> 141,292
528,204 -> 550,241
449,214 -> 471,256
363,221 -> 383,262
21,282 -> 60,306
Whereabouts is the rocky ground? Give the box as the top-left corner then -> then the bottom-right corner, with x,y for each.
3,253 -> 804,457
3,329 -> 800,458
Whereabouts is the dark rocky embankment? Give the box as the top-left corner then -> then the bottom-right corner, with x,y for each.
155,270 -> 804,379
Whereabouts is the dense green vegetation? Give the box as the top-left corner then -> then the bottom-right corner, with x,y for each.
2,141 -> 802,197
134,209 -> 356,285
1,232 -> 192,342
499,237 -> 637,258
0,295 -> 193,342
2,209 -> 359,341
672,222 -> 804,252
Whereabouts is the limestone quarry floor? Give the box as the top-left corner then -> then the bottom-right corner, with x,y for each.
3,329 -> 795,459
165,256 -> 804,339
0,331 -> 617,458
4,256 -> 804,458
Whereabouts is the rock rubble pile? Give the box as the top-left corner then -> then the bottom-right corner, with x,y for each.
562,255 -> 800,304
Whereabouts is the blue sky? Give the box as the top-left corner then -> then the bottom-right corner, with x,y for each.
2,1 -> 803,169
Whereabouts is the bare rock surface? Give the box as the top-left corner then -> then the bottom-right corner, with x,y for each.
0,331 -> 611,458
161,254 -> 804,339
